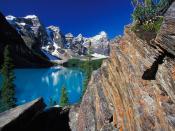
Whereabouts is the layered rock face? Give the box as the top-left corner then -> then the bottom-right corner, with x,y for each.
70,2 -> 175,131
156,1 -> 175,56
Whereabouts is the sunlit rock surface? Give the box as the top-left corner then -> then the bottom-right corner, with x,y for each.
70,2 -> 175,131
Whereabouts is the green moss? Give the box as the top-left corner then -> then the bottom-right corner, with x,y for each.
143,17 -> 163,32
131,16 -> 163,33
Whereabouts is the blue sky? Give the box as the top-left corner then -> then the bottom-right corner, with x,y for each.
0,0 -> 133,38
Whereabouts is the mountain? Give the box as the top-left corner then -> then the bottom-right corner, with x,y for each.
6,15 -> 49,53
5,15 -> 110,58
0,12 -> 53,68
65,33 -> 87,55
46,26 -> 66,49
86,31 -> 109,55
64,31 -> 109,56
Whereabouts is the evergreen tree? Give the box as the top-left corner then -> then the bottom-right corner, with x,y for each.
87,40 -> 93,75
0,45 -> 16,111
59,86 -> 69,107
88,40 -> 93,61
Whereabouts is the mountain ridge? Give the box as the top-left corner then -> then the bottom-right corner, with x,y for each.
0,12 -> 53,68
6,14 -> 110,58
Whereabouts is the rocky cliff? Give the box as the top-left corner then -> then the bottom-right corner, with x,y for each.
70,2 -> 175,131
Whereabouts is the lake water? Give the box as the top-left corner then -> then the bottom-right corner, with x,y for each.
0,67 -> 84,106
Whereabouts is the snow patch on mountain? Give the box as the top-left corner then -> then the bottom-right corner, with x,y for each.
65,33 -> 74,38
47,26 -> 60,33
91,31 -> 107,41
46,25 -> 66,48
6,15 -> 16,21
24,15 -> 38,19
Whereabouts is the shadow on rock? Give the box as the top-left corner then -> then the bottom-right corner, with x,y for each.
25,107 -> 71,131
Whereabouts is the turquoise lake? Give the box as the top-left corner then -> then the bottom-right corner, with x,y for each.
0,67 -> 84,106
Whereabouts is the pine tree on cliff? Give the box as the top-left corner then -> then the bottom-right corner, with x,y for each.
0,45 -> 16,110
60,86 -> 69,107
87,40 -> 93,77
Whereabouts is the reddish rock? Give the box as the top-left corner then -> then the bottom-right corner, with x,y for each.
70,2 -> 175,131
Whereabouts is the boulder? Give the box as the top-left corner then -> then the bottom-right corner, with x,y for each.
0,98 -> 46,131
26,107 -> 70,131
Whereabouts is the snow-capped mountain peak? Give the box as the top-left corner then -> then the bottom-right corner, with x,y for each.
46,25 -> 66,48
99,31 -> 107,37
5,14 -> 109,56
91,31 -> 108,41
6,15 -> 16,21
47,26 -> 60,33
77,34 -> 83,38
24,15 -> 38,19
74,34 -> 84,42
5,14 -> 49,48
65,33 -> 74,38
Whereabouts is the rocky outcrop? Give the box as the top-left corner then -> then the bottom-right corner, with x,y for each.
0,98 -> 46,131
70,2 -> 175,131
0,98 -> 71,131
26,107 -> 70,131
0,12 -> 53,68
